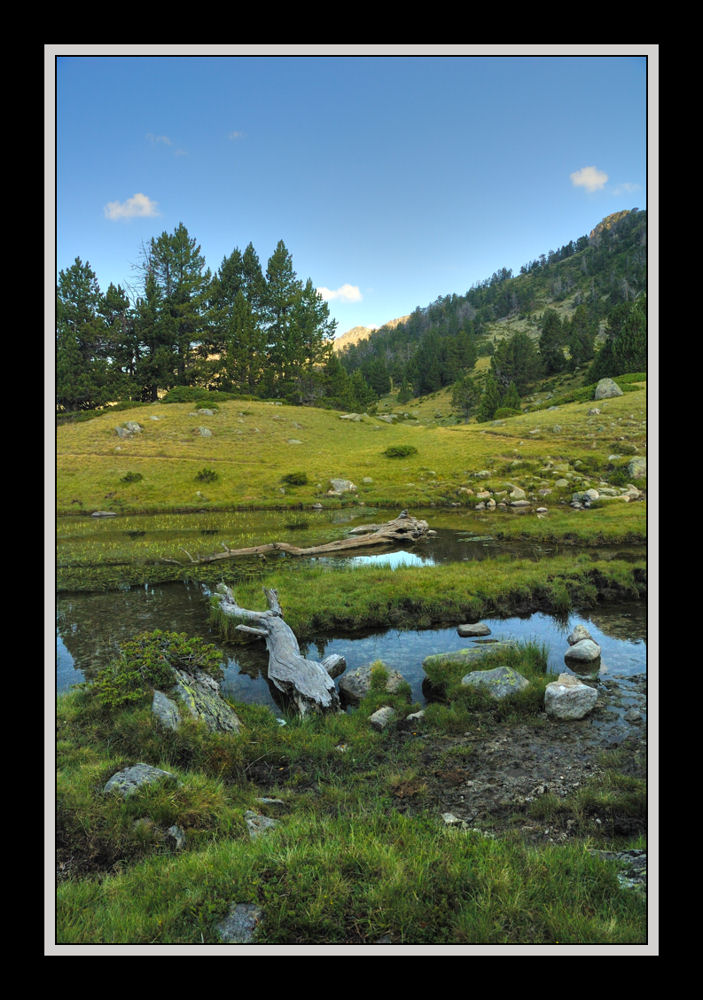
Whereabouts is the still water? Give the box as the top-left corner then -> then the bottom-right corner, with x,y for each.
56,554 -> 647,713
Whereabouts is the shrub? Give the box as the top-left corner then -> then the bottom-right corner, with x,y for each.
195,468 -> 219,483
92,630 -> 225,711
281,471 -> 309,486
120,471 -> 143,483
383,445 -> 418,459
493,406 -> 521,419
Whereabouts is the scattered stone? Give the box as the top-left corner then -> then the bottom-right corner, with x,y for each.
103,763 -> 178,799
164,825 -> 186,851
369,706 -> 397,731
594,377 -> 623,400
406,710 -> 425,722
216,903 -> 264,944
244,810 -> 279,840
628,456 -> 646,479
564,638 -> 602,674
195,426 -> 212,437
91,510 -> 117,517
545,674 -> 598,719
328,478 -> 357,494
461,665 -> 530,699
287,439 -> 302,444
457,623 -> 491,637
255,797 -> 286,814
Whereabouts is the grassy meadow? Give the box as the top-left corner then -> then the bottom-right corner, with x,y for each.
54,384 -> 649,948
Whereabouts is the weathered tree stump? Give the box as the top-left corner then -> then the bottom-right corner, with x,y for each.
215,584 -> 344,716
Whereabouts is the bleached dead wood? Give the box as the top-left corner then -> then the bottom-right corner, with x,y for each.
215,584 -> 344,716
170,512 -> 430,565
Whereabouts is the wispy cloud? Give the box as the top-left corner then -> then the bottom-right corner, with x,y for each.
317,283 -> 363,303
570,165 -> 609,193
228,130 -> 245,140
612,181 -> 642,196
146,132 -> 173,146
104,193 -> 160,221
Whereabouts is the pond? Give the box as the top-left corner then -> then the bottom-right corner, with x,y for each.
56,576 -> 647,714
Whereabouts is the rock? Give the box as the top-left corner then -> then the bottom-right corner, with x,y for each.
152,690 -> 181,731
457,623 -> 491,637
461,665 -> 530,699
115,422 -> 143,438
627,457 -> 646,479
369,706 -> 397,731
170,666 -> 242,733
216,903 -> 264,944
567,624 -> 593,646
406,709 -> 425,722
328,478 -> 357,494
545,673 -> 598,719
564,638 -> 602,674
244,810 -> 279,840
196,426 -> 212,437
91,510 -> 117,517
103,763 -> 178,798
338,662 -> 406,706
339,413 -> 362,421
594,377 -> 623,400
165,825 -> 186,851
423,642 -> 518,673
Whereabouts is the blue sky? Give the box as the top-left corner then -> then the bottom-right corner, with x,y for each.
51,46 -> 653,336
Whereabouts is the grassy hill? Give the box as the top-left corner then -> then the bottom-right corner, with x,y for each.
57,375 -> 646,519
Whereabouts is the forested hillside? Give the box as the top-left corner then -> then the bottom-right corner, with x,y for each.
56,209 -> 647,421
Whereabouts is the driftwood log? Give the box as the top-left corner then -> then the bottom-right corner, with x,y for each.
172,511 -> 429,565
215,584 -> 345,716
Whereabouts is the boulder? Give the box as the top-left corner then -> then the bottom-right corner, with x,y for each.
339,662 -> 406,706
564,638 -> 602,675
152,689 -> 181,731
216,903 -> 264,944
457,623 -> 491,637
460,665 -> 530,699
594,378 -> 623,400
170,666 -> 242,733
103,763 -> 178,798
423,642 -> 518,673
369,706 -> 397,731
627,456 -> 647,479
328,478 -> 357,494
545,673 -> 598,719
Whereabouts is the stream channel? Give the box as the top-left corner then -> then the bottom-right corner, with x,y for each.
56,515 -> 647,715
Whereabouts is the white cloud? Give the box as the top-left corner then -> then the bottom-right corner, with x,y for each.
317,283 -> 363,303
228,130 -> 245,140
104,193 -> 160,221
570,165 -> 609,193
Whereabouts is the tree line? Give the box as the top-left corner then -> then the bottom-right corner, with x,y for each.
57,212 -> 647,419
56,224 -> 342,412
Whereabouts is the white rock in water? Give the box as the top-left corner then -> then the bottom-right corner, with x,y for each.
545,674 -> 598,719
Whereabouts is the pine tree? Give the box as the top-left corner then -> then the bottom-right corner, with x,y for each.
56,258 -> 116,410
476,370 -> 503,422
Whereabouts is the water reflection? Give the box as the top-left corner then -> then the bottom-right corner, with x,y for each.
56,579 -> 647,712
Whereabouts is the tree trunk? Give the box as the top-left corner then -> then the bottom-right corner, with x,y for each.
215,584 -> 344,716
174,512 -> 430,565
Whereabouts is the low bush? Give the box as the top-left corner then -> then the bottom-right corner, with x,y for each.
383,445 -> 418,459
281,471 -> 309,486
195,468 -> 219,483
120,471 -> 143,483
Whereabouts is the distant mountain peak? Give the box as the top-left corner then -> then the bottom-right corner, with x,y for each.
334,315 -> 411,352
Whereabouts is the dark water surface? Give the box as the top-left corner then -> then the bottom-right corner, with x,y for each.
56,572 -> 647,713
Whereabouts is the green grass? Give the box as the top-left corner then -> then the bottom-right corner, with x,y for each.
55,681 -> 647,945
56,389 -> 646,516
